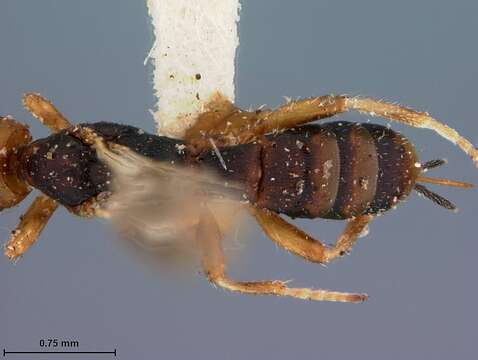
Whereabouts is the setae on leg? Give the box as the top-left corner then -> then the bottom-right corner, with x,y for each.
251,207 -> 372,264
198,205 -> 367,303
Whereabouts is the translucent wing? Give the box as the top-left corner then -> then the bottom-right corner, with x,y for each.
94,140 -> 244,253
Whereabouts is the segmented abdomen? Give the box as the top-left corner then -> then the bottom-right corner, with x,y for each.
252,122 -> 419,219
204,122 -> 419,219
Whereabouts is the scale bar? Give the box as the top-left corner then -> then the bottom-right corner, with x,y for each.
3,349 -> 116,356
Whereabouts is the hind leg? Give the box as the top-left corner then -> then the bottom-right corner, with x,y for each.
251,207 -> 372,264
186,94 -> 478,167
185,95 -> 346,147
345,97 -> 478,167
198,205 -> 367,303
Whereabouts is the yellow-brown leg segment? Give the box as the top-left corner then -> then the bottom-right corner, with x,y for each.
183,95 -> 239,142
23,93 -> 72,132
186,95 -> 478,167
4,195 -> 58,260
2,94 -> 67,260
185,95 -> 347,147
251,207 -> 372,264
198,206 -> 367,303
346,97 -> 478,167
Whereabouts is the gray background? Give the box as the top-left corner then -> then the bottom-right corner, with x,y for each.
1,1 -> 477,359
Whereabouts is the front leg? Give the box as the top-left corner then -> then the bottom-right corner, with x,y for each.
4,195 -> 58,260
23,93 -> 72,133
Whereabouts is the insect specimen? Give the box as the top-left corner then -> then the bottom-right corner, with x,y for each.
1,93 -> 476,303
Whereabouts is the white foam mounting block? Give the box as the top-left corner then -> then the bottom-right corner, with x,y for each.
146,0 -> 241,138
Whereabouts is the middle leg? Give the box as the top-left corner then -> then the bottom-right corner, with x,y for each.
4,195 -> 58,260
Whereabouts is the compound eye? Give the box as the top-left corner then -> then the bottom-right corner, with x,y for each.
0,117 -> 32,210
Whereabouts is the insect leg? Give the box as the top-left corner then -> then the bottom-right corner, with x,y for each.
198,205 -> 367,303
186,95 -> 347,146
23,93 -> 72,132
325,215 -> 373,261
4,195 -> 58,260
251,207 -> 372,264
187,94 -> 478,165
345,97 -> 478,167
253,95 -> 347,133
253,95 -> 478,168
183,95 -> 240,142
